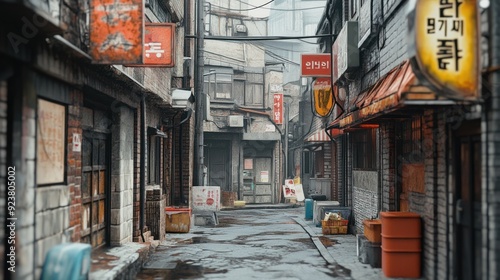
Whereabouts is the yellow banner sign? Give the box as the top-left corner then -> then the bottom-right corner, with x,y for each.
411,0 -> 479,100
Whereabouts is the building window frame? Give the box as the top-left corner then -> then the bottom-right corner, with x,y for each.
204,73 -> 233,101
402,116 -> 423,163
352,128 -> 377,170
148,134 -> 161,185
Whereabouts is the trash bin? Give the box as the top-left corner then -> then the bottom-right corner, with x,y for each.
165,207 -> 191,233
380,212 -> 421,278
41,243 -> 91,280
305,198 -> 313,220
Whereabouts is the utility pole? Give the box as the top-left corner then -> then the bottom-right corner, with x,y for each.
194,0 -> 205,186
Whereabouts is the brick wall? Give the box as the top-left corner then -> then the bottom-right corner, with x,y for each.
379,1 -> 408,76
380,122 -> 396,211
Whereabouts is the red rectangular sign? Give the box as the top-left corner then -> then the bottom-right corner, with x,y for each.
144,23 -> 175,66
127,23 -> 176,67
301,54 -> 331,77
273,93 -> 283,124
90,0 -> 143,64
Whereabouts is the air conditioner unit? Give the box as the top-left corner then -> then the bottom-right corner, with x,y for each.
235,24 -> 247,33
228,115 -> 244,127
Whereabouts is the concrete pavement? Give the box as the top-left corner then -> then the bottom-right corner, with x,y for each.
90,204 -> 423,280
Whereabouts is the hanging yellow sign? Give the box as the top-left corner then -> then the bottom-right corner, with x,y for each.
312,78 -> 334,117
409,0 -> 479,100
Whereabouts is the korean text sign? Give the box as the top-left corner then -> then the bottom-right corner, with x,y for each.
301,54 -> 331,77
412,0 -> 479,100
273,93 -> 283,124
90,0 -> 143,64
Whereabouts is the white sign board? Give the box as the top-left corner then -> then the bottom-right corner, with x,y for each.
192,186 -> 221,212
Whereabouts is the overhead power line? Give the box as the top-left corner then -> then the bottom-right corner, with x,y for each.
204,34 -> 334,41
209,0 -> 274,12
234,0 -> 325,11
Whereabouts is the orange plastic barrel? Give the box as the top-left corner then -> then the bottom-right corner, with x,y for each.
380,212 -> 421,278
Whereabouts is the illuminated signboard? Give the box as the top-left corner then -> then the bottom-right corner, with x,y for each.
301,54 -> 331,77
312,78 -> 334,117
90,0 -> 143,64
409,0 -> 479,100
273,93 -> 283,124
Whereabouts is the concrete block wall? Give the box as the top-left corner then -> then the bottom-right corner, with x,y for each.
18,78 -> 37,280
110,105 -> 135,245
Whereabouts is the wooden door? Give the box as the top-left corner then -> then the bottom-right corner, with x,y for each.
82,131 -> 109,248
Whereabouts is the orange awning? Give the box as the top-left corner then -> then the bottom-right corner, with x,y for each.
305,128 -> 343,142
334,60 -> 453,129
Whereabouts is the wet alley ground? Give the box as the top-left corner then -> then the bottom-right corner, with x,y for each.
135,207 -> 385,280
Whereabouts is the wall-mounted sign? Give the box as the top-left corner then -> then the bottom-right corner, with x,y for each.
73,133 -> 82,152
301,54 -> 331,77
332,21 -> 359,83
273,93 -> 283,124
37,99 -> 66,185
90,0 -> 143,64
312,78 -> 334,117
128,23 -> 176,67
408,0 -> 479,100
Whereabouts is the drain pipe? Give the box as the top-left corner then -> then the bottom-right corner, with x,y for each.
140,94 -> 146,242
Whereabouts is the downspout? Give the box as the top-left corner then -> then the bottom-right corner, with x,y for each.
168,112 -> 180,205
140,94 -> 146,242
183,0 -> 190,88
179,114 -> 184,204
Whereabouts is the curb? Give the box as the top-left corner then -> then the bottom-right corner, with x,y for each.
292,216 -> 336,265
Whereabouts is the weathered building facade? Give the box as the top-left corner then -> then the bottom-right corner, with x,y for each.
203,0 -> 285,204
0,0 -> 194,278
316,0 -> 494,279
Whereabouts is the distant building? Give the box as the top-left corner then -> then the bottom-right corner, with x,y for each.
204,0 -> 284,204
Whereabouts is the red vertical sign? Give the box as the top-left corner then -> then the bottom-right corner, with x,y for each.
273,93 -> 283,124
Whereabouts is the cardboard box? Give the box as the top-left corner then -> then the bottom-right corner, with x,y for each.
363,219 -> 382,243
165,208 -> 191,233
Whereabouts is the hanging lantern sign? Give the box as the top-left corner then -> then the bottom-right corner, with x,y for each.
312,78 -> 334,117
408,0 -> 480,100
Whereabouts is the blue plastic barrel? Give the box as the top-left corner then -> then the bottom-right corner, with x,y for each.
305,198 -> 314,220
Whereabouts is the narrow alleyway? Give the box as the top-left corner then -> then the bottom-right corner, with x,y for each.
136,208 -> 352,280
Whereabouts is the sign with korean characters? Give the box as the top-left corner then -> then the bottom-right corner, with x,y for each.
90,0 -> 143,64
409,0 -> 479,100
312,78 -> 334,117
273,93 -> 283,124
301,54 -> 331,77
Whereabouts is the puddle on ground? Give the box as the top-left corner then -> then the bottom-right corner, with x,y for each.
137,260 -> 228,279
318,236 -> 339,247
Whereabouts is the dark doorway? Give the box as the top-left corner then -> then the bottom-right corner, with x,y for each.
205,140 -> 230,191
455,122 -> 481,280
